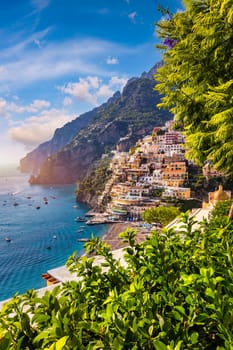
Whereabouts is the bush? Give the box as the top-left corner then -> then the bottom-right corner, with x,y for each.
0,214 -> 233,349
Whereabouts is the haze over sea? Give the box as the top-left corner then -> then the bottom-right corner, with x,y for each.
0,164 -> 107,301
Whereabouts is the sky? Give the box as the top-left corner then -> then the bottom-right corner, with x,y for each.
0,0 -> 182,166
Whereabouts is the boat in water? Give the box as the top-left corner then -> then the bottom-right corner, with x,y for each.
77,238 -> 89,242
5,237 -> 11,242
75,216 -> 87,222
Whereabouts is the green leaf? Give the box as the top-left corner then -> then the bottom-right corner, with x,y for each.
153,340 -> 167,350
174,306 -> 186,316
55,336 -> 69,350
0,332 -> 12,350
205,287 -> 215,299
190,332 -> 199,344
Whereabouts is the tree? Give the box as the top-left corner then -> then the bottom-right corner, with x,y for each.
155,0 -> 233,176
142,205 -> 180,226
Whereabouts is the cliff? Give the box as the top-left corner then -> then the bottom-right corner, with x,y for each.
25,62 -> 172,185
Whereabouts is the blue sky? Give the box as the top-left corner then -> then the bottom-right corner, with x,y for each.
0,0 -> 182,165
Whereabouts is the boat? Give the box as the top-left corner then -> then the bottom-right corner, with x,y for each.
77,229 -> 84,233
75,217 -> 87,222
5,237 -> 11,242
36,206 -> 40,210
77,238 -> 89,242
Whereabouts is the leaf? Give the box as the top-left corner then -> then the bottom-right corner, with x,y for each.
55,336 -> 69,350
33,330 -> 50,344
0,332 -> 12,350
174,340 -> 183,350
153,340 -> 167,350
205,287 -> 215,299
157,313 -> 165,330
174,306 -> 186,316
149,325 -> 154,336
190,332 -> 199,344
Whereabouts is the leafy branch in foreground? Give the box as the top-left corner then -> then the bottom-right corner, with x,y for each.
155,0 -> 233,176
0,210 -> 233,349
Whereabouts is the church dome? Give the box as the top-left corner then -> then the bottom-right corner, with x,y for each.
213,185 -> 229,202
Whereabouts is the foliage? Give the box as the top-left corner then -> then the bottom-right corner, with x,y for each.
142,205 -> 180,226
1,211 -> 233,348
155,0 -> 233,175
210,199 -> 233,219
177,199 -> 202,212
76,157 -> 112,201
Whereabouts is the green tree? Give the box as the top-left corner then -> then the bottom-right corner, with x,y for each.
155,0 -> 233,175
142,205 -> 180,226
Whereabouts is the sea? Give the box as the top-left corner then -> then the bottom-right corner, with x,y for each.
0,164 -> 108,301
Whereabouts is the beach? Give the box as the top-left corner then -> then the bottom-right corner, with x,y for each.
101,222 -> 150,250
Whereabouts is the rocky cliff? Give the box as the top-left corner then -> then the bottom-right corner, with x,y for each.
25,62 -> 172,185
20,109 -> 98,174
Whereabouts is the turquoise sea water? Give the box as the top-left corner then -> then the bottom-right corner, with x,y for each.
0,165 -> 107,301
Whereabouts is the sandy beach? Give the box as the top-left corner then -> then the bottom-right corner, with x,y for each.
101,222 -> 150,250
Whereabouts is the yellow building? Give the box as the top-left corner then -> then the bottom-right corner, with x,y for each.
202,185 -> 231,208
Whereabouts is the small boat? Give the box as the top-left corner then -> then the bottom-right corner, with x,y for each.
53,235 -> 57,239
46,246 -> 51,250
77,238 -> 89,242
5,237 -> 11,242
13,202 -> 19,206
75,217 -> 87,222
77,229 -> 84,233
73,205 -> 79,208
36,206 -> 40,210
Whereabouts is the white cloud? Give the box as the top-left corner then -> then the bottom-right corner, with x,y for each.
59,75 -> 128,106
29,99 -> 51,111
63,97 -> 73,106
0,98 -> 51,115
106,57 -> 119,65
7,103 -> 25,114
0,65 -> 8,75
109,76 -> 127,86
33,38 -> 42,48
59,77 -> 100,105
0,98 -> 9,118
8,108 -> 74,150
128,11 -> 137,22
0,35 -> 137,90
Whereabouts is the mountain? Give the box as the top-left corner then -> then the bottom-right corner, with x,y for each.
20,108 -> 100,174
23,62 -> 172,185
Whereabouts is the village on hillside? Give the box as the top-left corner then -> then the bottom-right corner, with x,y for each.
84,120 -> 230,227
